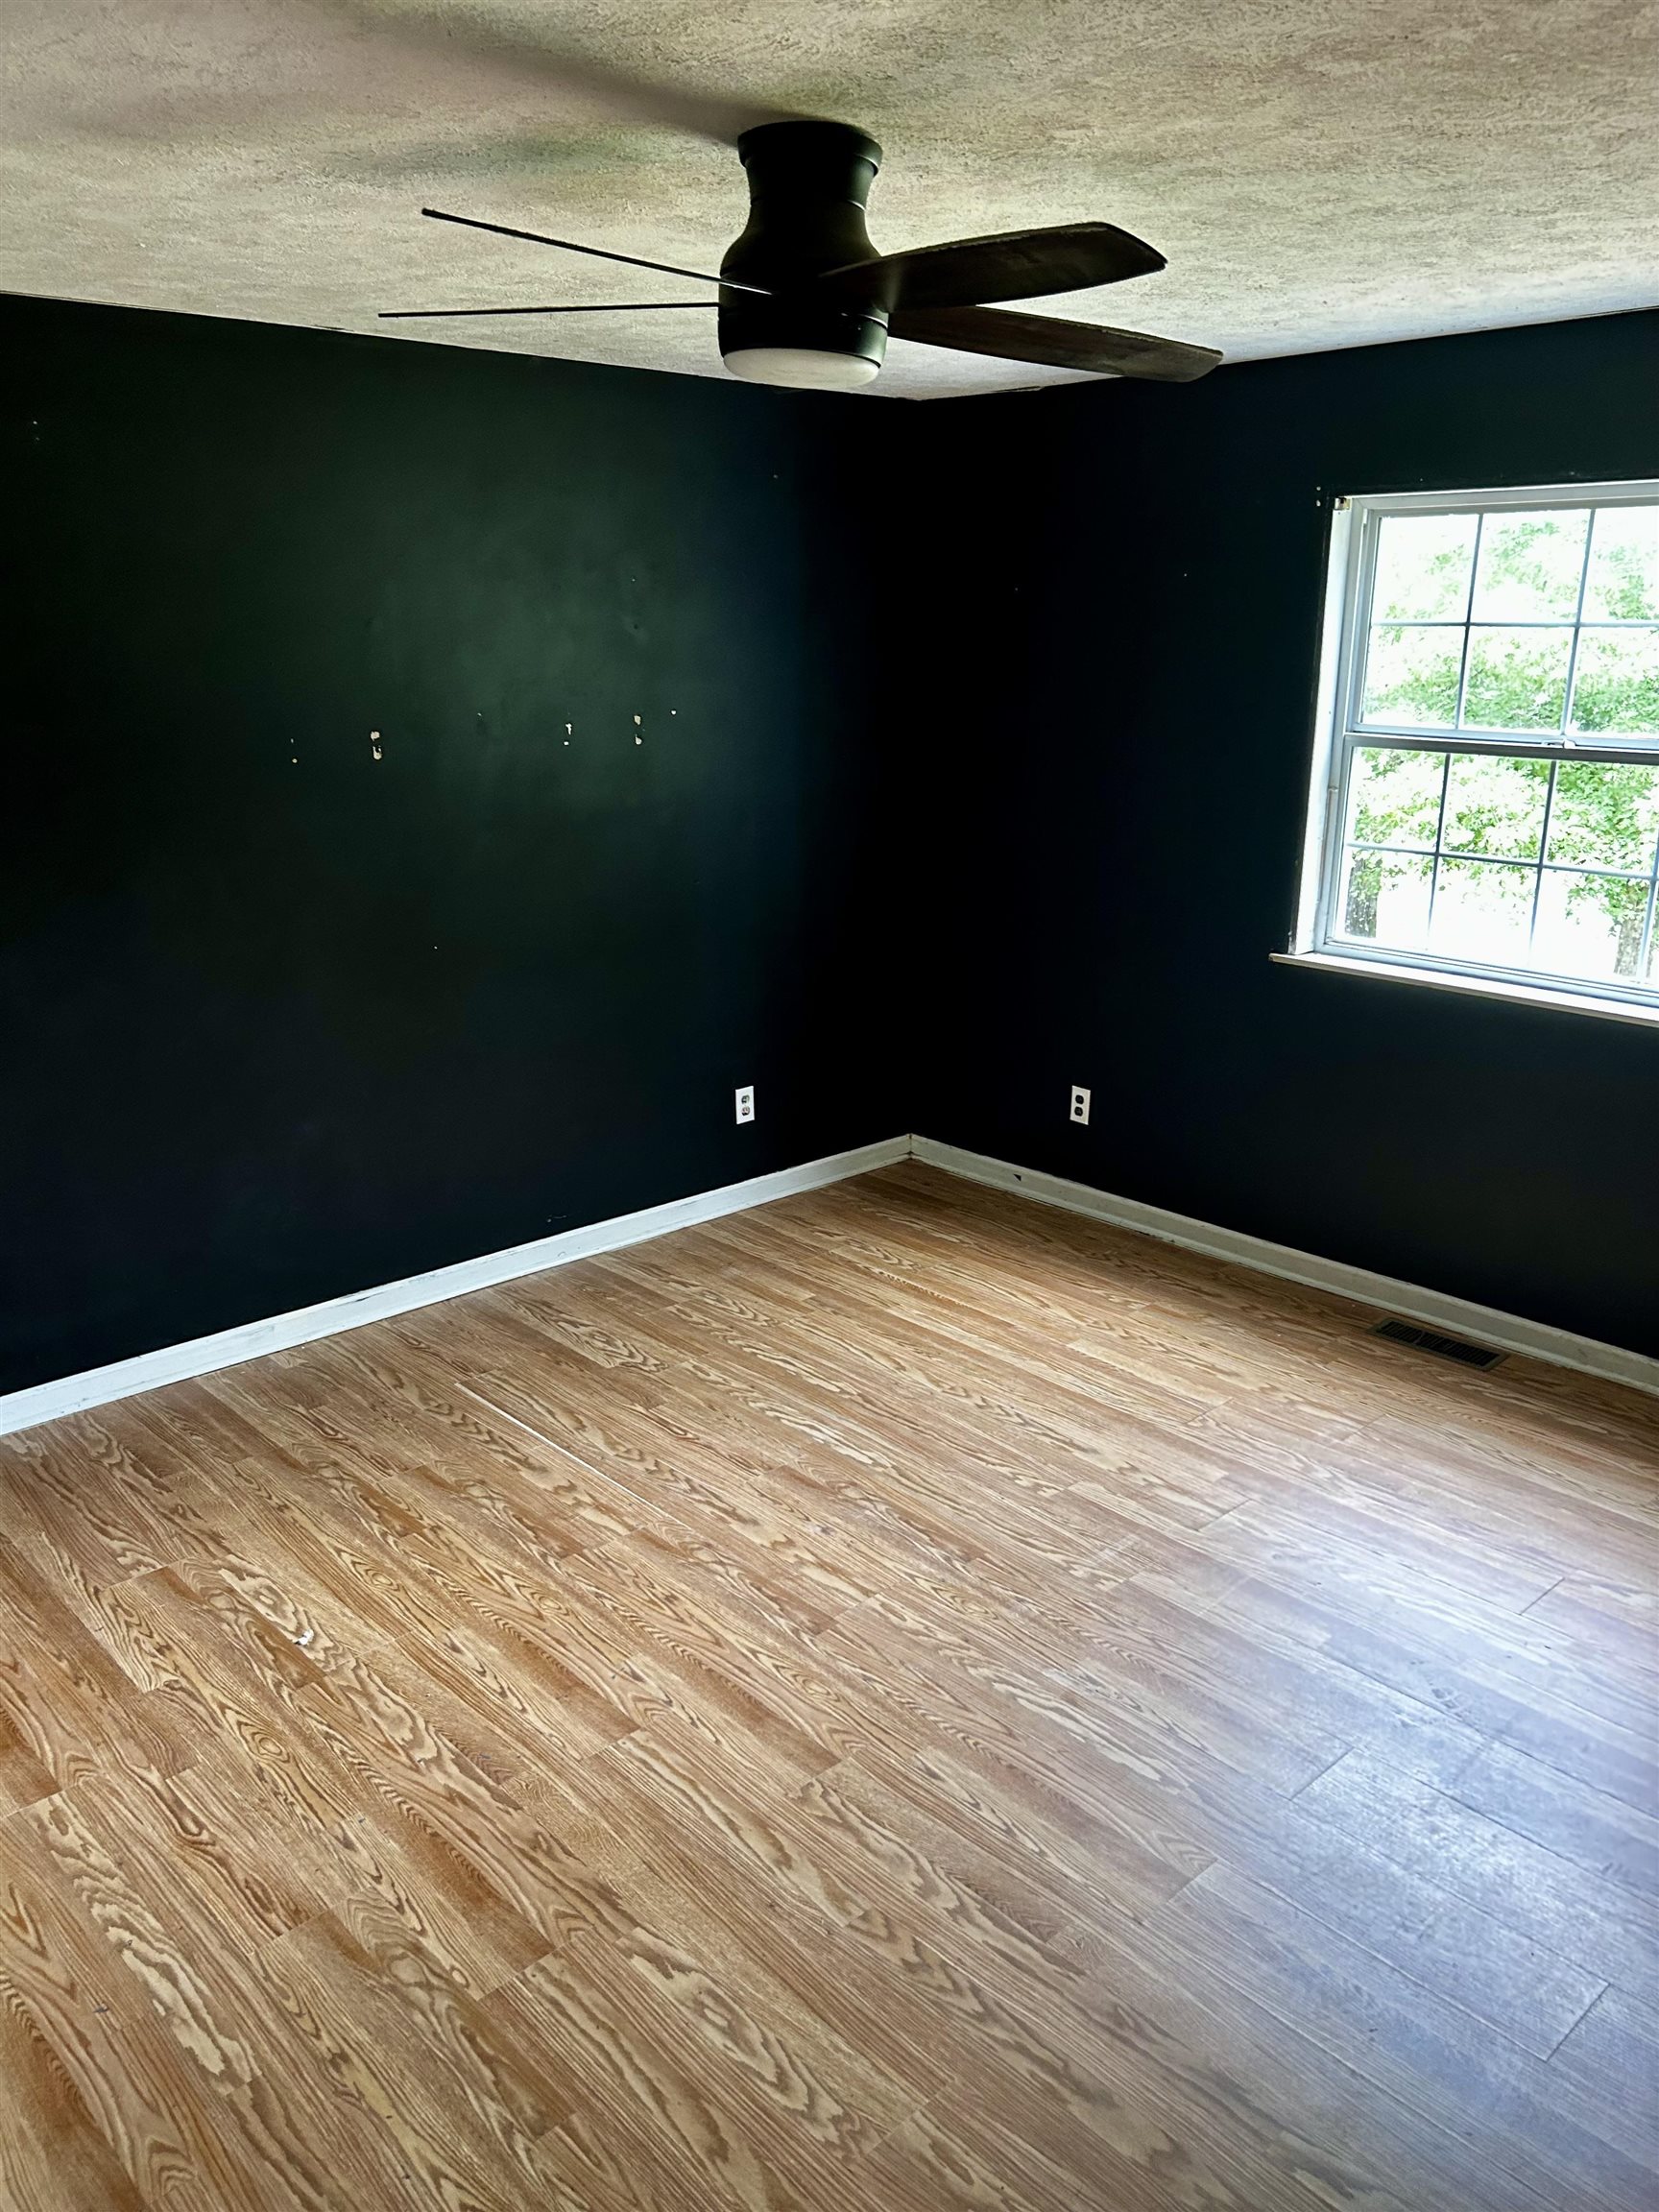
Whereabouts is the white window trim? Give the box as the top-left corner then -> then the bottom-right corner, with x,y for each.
1270,949 -> 1659,1029
1288,477 -> 1659,1022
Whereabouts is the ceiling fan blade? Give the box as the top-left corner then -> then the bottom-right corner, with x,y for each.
889,304 -> 1220,381
818,223 -> 1165,312
379,302 -> 717,319
421,207 -> 770,296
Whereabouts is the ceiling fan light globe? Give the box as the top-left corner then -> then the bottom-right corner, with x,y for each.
721,348 -> 880,392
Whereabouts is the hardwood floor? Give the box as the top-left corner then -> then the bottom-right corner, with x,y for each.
2,1159 -> 1656,2212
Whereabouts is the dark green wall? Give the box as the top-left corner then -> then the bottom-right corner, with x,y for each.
0,293 -> 898,1392
906,308 -> 1659,1357
5,293 -> 1654,1394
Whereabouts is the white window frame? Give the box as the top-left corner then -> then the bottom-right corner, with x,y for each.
1286,478 -> 1659,1024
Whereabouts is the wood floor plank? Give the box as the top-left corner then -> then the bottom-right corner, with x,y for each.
254,1914 -> 594,2212
1154,1863 -> 1645,2212
1445,1738 -> 1659,1896
121,1563 -> 547,1996
0,1849 -> 245,2212
6,1796 -> 371,2212
1550,1986 -> 1659,2168
542,1748 -> 959,2113
1292,1746 -> 1659,2003
1128,1548 -> 1659,1815
598,1719 -> 1418,2212
490,1936 -> 865,2212
0,1159 -> 1652,2209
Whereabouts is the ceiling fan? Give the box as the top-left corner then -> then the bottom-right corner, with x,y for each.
381,119 -> 1220,393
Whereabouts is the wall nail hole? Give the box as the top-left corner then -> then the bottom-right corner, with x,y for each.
370,730 -> 383,761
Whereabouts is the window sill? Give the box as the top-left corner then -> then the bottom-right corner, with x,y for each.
1270,950 -> 1659,1030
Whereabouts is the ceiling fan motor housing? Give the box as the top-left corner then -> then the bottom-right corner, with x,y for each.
720,122 -> 887,382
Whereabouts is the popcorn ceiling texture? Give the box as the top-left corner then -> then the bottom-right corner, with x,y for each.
4,0 -> 1655,398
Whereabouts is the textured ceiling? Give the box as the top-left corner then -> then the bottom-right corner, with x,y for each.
3,0 -> 1655,399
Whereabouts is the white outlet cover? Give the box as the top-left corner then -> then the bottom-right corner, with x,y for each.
1070,1086 -> 1091,1125
735,1086 -> 756,1124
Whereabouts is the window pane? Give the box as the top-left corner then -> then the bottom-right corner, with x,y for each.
1582,505 -> 1659,621
1362,625 -> 1461,727
1336,849 -> 1431,949
1462,627 -> 1572,731
1471,509 -> 1589,621
1372,513 -> 1477,620
1533,871 -> 1653,984
1441,752 -> 1550,859
1568,628 -> 1659,737
1345,746 -> 1444,848
1546,759 -> 1659,872
1429,857 -> 1534,967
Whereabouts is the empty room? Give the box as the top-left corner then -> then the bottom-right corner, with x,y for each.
2,2 -> 1656,2207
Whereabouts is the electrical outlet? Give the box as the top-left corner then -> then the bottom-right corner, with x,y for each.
734,1085 -> 756,1125
1070,1085 -> 1091,1126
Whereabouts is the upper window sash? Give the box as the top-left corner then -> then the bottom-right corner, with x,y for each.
1337,486 -> 1659,756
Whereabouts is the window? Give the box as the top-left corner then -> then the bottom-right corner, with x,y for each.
1293,482 -> 1659,1017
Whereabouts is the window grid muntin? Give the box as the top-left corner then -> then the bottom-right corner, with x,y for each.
1314,485 -> 1659,1010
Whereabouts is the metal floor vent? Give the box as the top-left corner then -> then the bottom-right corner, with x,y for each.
1372,1317 -> 1505,1370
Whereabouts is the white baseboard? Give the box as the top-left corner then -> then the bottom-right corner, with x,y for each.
7,1125 -> 1649,1436
0,1136 -> 910,1437
911,1135 -> 1659,1399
